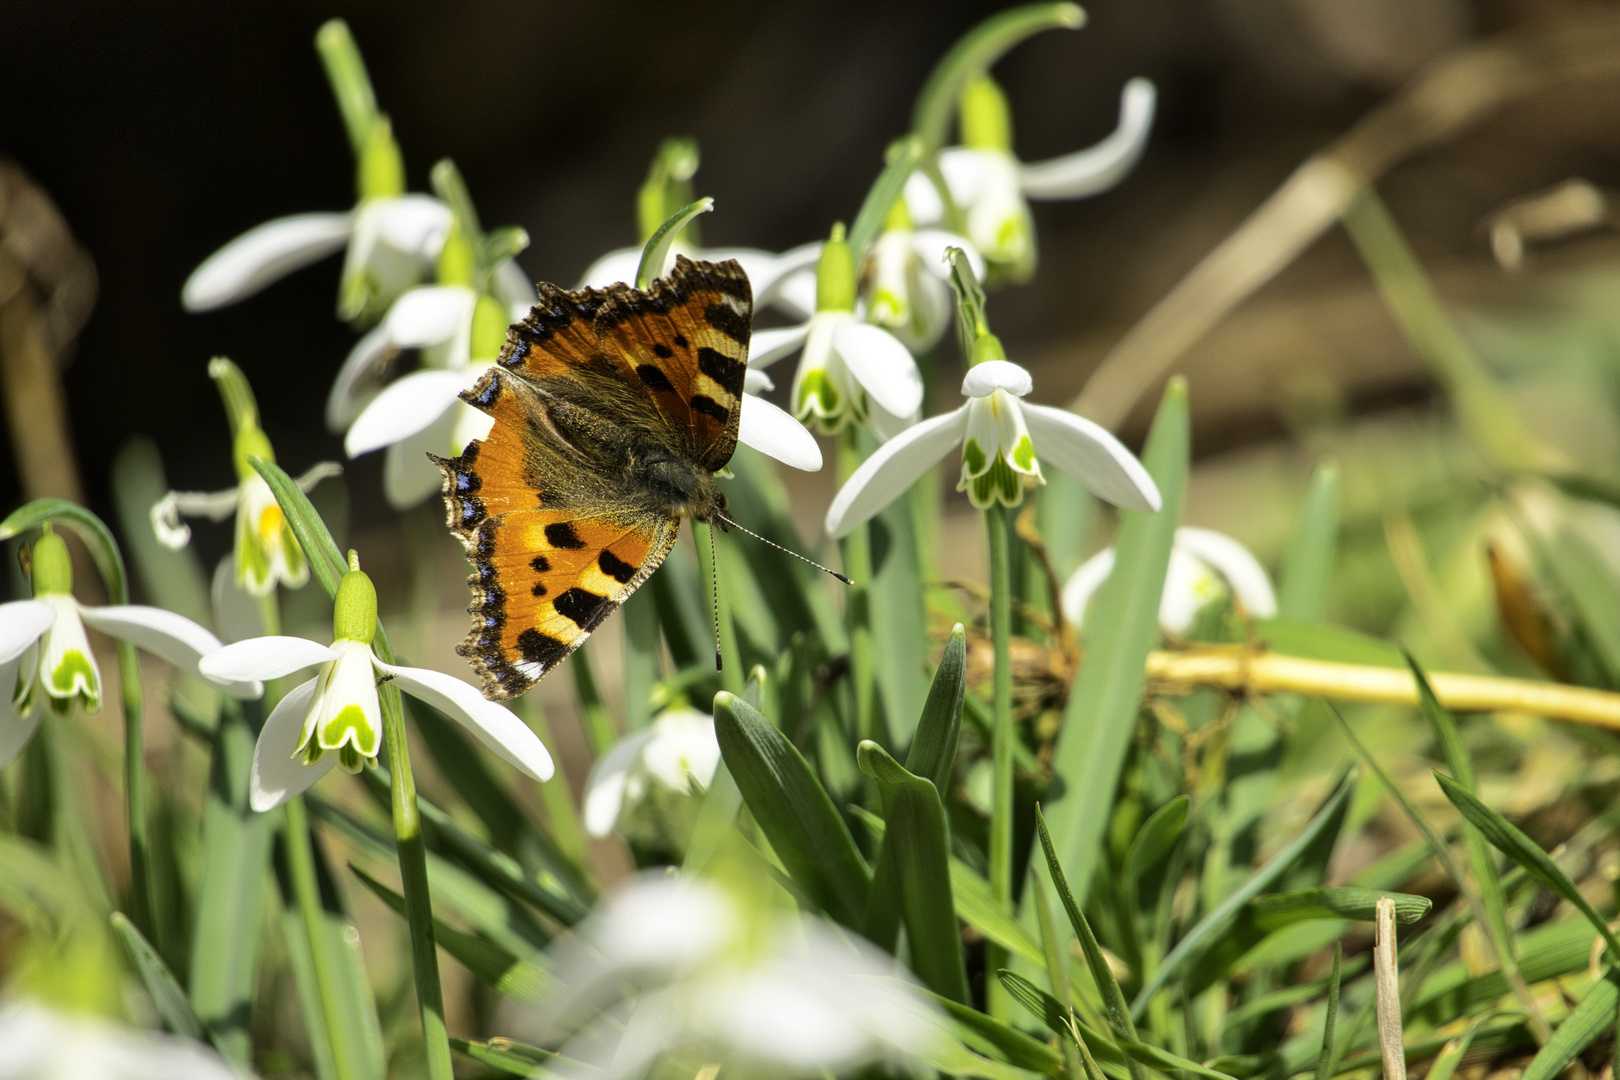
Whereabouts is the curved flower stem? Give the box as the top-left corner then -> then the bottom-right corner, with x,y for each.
837,430 -> 877,742
985,503 -> 1014,1020
116,638 -> 154,936
283,796 -> 357,1079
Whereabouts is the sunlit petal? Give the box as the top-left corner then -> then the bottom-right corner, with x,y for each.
743,368 -> 774,394
961,359 -> 1032,399
583,728 -> 656,838
767,266 -> 819,322
825,408 -> 968,537
372,194 -> 454,256
1021,402 -> 1161,512
77,601 -> 261,699
749,322 -> 812,369
376,658 -> 555,782
200,635 -> 337,683
250,677 -> 334,811
832,323 -> 923,419
0,600 -> 54,664
1174,526 -> 1277,618
382,285 -> 477,349
182,212 -> 352,312
344,368 -> 470,457
1019,78 -> 1156,200
577,248 -> 643,290
738,394 -> 823,472
938,148 -> 994,208
903,169 -> 946,227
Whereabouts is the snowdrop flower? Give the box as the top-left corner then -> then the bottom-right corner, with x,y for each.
866,202 -> 984,354
905,75 -> 1155,280
750,225 -> 923,439
583,708 -> 721,848
0,999 -> 241,1080
0,527 -> 259,767
540,873 -> 943,1079
150,359 -> 339,598
826,357 -> 1158,537
199,555 -> 553,811
1063,526 -> 1277,636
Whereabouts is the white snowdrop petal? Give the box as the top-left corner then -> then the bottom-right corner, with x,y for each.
961,359 -> 1033,399
211,556 -> 266,644
37,595 -> 99,706
903,168 -> 946,226
938,148 -> 994,208
833,323 -> 923,418
748,322 -> 812,369
182,212 -> 353,312
383,285 -> 477,348
577,248 -> 643,290
492,257 -> 537,310
743,368 -> 774,394
0,599 -> 54,664
825,409 -> 968,537
373,194 -> 453,255
1158,547 -> 1213,634
0,651 -> 41,768
738,394 -> 823,472
641,710 -> 721,791
378,660 -> 555,782
1019,78 -> 1157,200
582,728 -> 655,838
382,408 -> 460,509
250,678 -> 333,811
769,267 -> 819,322
77,602 -> 262,699
327,324 -> 395,432
1061,548 -> 1117,627
1021,402 -> 1161,512
200,636 -> 337,683
344,368 -> 471,457
1174,526 -> 1277,618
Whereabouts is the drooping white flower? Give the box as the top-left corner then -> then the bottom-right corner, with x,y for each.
0,1000 -> 242,1080
583,708 -> 721,846
905,76 -> 1156,279
865,216 -> 984,354
826,358 -> 1159,537
198,559 -> 553,811
539,874 -> 944,1079
1063,526 -> 1277,635
0,530 -> 260,768
750,226 -> 924,439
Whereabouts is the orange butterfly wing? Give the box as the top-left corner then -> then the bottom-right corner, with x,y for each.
436,257 -> 750,699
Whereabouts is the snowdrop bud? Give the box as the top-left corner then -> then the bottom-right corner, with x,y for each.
357,116 -> 406,201
30,528 -> 71,596
436,219 -> 476,288
815,223 -> 856,313
333,563 -> 378,645
961,73 -> 1013,152
232,425 -> 276,484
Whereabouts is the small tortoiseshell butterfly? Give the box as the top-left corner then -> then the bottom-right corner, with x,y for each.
434,256 -> 752,701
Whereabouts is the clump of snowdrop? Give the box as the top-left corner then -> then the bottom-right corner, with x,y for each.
199,552 -> 553,810
0,1000 -> 243,1080
906,73 -> 1155,282
0,527 -> 259,767
1064,526 -> 1277,635
536,872 -> 944,1080
181,20 -> 452,324
583,708 -> 721,852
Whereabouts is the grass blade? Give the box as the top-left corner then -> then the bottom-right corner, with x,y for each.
1312,942 -> 1342,1080
1519,967 -> 1620,1080
1278,460 -> 1339,622
1045,379 -> 1187,903
713,691 -> 870,927
111,911 -> 206,1042
906,623 -> 966,793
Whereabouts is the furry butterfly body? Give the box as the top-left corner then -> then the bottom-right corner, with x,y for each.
436,256 -> 751,700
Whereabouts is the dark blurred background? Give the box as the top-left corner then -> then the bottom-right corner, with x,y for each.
3,0 -> 1616,568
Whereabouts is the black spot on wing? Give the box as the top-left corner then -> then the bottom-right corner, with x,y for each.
529,555 -> 550,573
673,334 -> 688,348
636,364 -> 676,393
517,628 -> 570,668
704,302 -> 750,344
697,347 -> 746,397
554,588 -> 610,629
544,522 -> 585,549
653,343 -> 673,359
690,395 -> 729,422
598,549 -> 636,584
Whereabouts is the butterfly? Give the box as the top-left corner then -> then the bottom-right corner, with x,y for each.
434,256 -> 752,701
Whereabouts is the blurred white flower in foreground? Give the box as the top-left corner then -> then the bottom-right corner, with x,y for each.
538,874 -> 943,1079
750,226 -> 924,439
199,558 -> 553,810
583,708 -> 720,847
826,359 -> 1159,536
1063,526 -> 1277,635
0,1000 -> 241,1080
906,76 -> 1156,279
0,529 -> 259,768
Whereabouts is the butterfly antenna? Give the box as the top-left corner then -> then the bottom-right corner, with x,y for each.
708,521 -> 723,673
715,511 -> 853,585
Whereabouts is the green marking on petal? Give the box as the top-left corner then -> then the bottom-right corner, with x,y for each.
338,744 -> 365,774
320,703 -> 378,756
50,650 -> 98,697
1012,433 -> 1038,472
961,437 -> 988,477
797,370 -> 842,420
